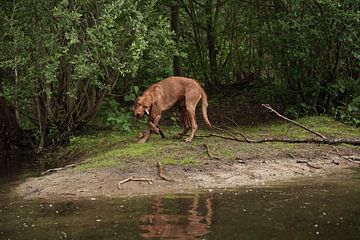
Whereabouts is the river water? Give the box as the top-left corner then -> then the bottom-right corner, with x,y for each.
0,154 -> 359,240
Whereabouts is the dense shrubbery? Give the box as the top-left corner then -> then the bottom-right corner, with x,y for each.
0,0 -> 359,150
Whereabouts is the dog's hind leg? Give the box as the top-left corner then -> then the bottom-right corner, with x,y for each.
174,105 -> 191,139
184,89 -> 201,142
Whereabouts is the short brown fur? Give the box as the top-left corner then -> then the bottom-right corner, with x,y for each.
134,76 -> 211,143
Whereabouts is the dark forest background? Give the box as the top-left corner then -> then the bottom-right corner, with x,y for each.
0,0 -> 359,151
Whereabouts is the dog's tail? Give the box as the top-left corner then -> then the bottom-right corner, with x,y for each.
200,88 -> 212,128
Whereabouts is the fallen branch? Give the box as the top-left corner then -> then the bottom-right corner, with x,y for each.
41,162 -> 85,175
117,176 -> 153,190
203,144 -> 221,160
203,105 -> 360,146
209,133 -> 360,145
156,161 -> 174,182
262,104 -> 327,140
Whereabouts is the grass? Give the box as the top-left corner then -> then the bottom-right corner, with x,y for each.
180,157 -> 199,166
242,116 -> 359,139
60,116 -> 359,171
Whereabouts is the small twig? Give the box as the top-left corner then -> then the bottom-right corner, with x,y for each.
211,124 -> 242,141
156,161 -> 174,182
261,104 -> 327,140
306,162 -> 323,170
332,146 -> 357,163
296,160 -> 323,169
203,144 -> 221,160
117,176 -> 153,190
224,116 -> 253,142
344,155 -> 360,161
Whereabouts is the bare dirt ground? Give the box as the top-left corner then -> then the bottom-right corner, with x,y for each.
16,144 -> 359,200
15,103 -> 360,200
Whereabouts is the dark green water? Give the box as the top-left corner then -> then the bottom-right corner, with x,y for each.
0,155 -> 359,240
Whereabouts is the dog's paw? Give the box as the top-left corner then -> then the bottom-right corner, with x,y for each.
138,131 -> 146,139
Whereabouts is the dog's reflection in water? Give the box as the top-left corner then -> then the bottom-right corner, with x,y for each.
139,194 -> 213,239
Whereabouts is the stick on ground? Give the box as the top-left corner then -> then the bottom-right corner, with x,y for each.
204,144 -> 221,160
117,176 -> 153,190
156,161 -> 174,182
41,162 -> 85,175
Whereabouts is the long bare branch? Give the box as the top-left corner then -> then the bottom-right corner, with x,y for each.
261,104 -> 327,140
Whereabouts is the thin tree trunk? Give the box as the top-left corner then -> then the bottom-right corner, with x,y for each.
171,1 -> 182,76
205,0 -> 217,84
14,68 -> 20,125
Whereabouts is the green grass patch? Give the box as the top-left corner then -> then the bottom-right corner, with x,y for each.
160,157 -> 177,165
242,116 -> 359,139
218,147 -> 236,159
76,158 -> 120,171
180,157 -> 199,166
60,115 -> 358,171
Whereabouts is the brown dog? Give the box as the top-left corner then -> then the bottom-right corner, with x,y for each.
134,76 -> 211,143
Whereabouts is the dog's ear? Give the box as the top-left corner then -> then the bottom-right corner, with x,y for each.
143,96 -> 153,107
151,85 -> 163,103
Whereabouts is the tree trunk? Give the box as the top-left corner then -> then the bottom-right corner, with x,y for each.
171,0 -> 182,76
205,0 -> 217,84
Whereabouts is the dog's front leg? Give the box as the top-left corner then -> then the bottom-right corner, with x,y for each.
137,120 -> 155,143
138,114 -> 162,144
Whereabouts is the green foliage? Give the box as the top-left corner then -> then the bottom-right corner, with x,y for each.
102,100 -> 133,132
1,0 -> 359,151
332,96 -> 360,126
0,0 -> 174,149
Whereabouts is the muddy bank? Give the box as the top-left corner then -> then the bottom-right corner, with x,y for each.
16,153 -> 359,200
14,116 -> 360,200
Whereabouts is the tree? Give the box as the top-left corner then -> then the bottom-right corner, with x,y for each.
0,0 -> 173,150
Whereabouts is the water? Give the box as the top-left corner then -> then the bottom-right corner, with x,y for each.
0,152 -> 39,185
0,154 -> 359,239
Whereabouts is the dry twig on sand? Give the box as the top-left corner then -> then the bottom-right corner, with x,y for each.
41,162 -> 85,175
156,161 -> 174,182
117,176 -> 153,190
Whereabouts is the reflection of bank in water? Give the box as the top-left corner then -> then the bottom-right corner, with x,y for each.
0,152 -> 38,185
139,194 -> 213,239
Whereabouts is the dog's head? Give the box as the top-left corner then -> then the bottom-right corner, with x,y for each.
134,95 -> 152,119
